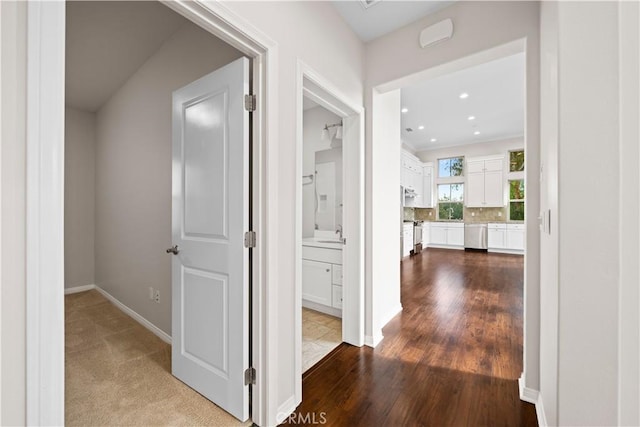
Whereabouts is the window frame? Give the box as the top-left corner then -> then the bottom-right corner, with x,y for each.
508,178 -> 525,221
437,183 -> 464,221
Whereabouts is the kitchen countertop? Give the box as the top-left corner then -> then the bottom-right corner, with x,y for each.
302,237 -> 343,250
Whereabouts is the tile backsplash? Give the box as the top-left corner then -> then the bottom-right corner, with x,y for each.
406,206 -> 507,222
415,208 -> 435,221
464,207 -> 507,223
403,207 -> 415,221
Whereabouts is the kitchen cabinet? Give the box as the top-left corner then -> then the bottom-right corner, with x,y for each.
302,242 -> 343,314
422,164 -> 433,208
302,259 -> 332,306
428,222 -> 464,248
488,223 -> 507,249
506,224 -> 525,251
466,156 -> 504,207
488,223 -> 524,254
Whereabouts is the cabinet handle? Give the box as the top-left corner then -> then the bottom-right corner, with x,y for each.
326,268 -> 330,272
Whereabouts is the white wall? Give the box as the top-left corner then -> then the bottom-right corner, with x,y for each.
537,2 -> 640,425
417,137 -> 523,164
370,89 -> 402,342
302,106 -> 342,238
221,1 -> 364,417
539,2 -> 559,424
364,0 -> 541,390
64,107 -> 96,289
94,23 -> 243,335
0,2 -> 27,425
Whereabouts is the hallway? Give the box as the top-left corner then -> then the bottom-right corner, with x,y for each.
285,249 -> 536,426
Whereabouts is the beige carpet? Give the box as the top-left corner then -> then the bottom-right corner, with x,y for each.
65,290 -> 251,426
301,308 -> 342,372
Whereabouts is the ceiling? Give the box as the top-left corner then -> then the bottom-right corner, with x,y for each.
332,0 -> 455,42
400,52 -> 525,152
66,1 -> 187,112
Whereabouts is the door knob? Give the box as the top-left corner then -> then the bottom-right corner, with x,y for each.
166,245 -> 179,255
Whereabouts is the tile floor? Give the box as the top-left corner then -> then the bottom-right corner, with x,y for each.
302,308 -> 342,372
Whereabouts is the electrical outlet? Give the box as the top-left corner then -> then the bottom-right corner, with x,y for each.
154,290 -> 160,304
498,211 -> 502,217
149,287 -> 154,300
429,212 -> 432,216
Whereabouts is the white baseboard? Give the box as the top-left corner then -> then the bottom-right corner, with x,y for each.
488,248 -> 524,255
536,394 -> 548,427
519,374 -> 547,426
302,299 -> 342,318
64,284 -> 96,294
364,333 -> 383,348
275,395 -> 298,424
93,286 -> 172,344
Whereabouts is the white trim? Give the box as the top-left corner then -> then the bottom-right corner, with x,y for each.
64,284 -> 96,295
94,287 -> 172,345
536,393 -> 548,427
302,300 -> 342,318
27,0 -> 280,425
519,375 -> 546,427
426,244 -> 465,251
275,396 -> 298,425
518,375 -> 539,404
64,284 -> 172,344
25,2 -> 65,425
294,60 -> 365,407
364,333 -> 384,348
488,248 -> 524,255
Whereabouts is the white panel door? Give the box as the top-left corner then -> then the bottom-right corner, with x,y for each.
507,228 -> 526,250
430,226 -> 447,245
171,57 -> 249,421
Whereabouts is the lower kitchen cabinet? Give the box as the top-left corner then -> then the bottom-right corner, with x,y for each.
427,222 -> 464,249
488,223 -> 524,254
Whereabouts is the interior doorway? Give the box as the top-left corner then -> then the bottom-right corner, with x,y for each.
63,1 -> 252,423
15,0 -> 281,424
294,64 -> 365,401
371,38 -> 533,397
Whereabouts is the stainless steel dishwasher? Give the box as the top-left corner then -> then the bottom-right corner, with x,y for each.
464,223 -> 488,250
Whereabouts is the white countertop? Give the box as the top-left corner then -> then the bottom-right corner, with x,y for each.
302,237 -> 343,250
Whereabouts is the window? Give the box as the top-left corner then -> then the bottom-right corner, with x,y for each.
509,150 -> 525,172
438,157 -> 464,178
509,179 -> 525,221
438,184 -> 464,220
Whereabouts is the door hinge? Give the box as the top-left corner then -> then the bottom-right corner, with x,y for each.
244,367 -> 256,385
244,231 -> 256,248
244,94 -> 256,112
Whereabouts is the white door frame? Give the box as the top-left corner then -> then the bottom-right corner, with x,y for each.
294,60 -> 365,402
25,1 -> 279,425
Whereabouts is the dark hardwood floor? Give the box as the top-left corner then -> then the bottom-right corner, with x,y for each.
283,248 -> 537,426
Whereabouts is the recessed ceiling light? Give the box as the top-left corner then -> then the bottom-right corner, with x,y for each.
474,131 -> 480,135
468,115 -> 476,120
418,125 -> 424,130
401,108 -> 408,113
430,138 -> 437,142
459,92 -> 469,99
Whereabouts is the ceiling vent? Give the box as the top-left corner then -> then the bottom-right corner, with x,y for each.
360,0 -> 382,9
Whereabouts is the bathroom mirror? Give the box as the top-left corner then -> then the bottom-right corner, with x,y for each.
314,148 -> 342,232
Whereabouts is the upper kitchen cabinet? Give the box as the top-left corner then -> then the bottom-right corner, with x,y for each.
421,163 -> 433,208
466,155 -> 504,207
